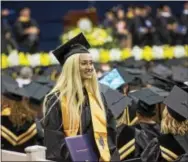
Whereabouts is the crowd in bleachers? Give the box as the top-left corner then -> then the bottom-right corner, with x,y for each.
2,7 -> 40,54
102,3 -> 188,48
1,2 -> 188,54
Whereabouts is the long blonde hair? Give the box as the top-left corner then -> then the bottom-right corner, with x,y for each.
161,107 -> 188,136
43,53 -> 105,131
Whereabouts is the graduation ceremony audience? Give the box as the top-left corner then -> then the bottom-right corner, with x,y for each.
1,1 -> 188,162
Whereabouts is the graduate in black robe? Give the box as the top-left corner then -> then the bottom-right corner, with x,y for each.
43,33 -> 119,162
128,88 -> 163,141
1,81 -> 43,153
141,86 -> 188,162
117,123 -> 149,161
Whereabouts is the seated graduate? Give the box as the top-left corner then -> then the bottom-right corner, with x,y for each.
1,80 -> 43,153
99,67 -> 138,126
103,88 -> 149,161
128,88 -> 163,141
141,86 -> 188,162
43,33 -> 120,162
117,110 -> 149,161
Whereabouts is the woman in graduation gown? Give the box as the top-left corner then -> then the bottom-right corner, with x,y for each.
141,86 -> 188,162
133,100 -> 161,141
1,83 -> 44,153
43,33 -> 119,162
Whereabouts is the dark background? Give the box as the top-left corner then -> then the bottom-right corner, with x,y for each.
2,1 -> 185,51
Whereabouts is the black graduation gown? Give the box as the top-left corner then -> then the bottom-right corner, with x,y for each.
141,134 -> 188,162
117,124 -> 149,161
134,122 -> 161,141
1,115 -> 43,153
43,91 -> 120,162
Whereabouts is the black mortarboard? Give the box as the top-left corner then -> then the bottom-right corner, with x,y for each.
33,76 -> 56,88
149,73 -> 175,91
103,88 -> 132,119
151,64 -> 172,78
1,75 -> 17,93
99,83 -> 110,94
128,88 -> 164,117
24,82 -> 51,105
164,86 -> 188,121
3,82 -> 29,101
52,33 -> 90,65
148,86 -> 169,97
99,68 -> 135,90
172,66 -> 188,83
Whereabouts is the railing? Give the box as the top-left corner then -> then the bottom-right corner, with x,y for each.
2,145 -> 52,161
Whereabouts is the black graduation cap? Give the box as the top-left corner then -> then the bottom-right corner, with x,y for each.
172,66 -> 188,83
2,82 -> 29,101
128,88 -> 164,117
148,86 -> 169,97
151,64 -> 172,78
164,85 -> 188,121
33,76 -> 56,88
99,68 -> 135,90
52,33 -> 90,65
103,88 -> 132,119
149,73 -> 175,91
24,82 -> 51,105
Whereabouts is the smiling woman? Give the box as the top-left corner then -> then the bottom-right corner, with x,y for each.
79,54 -> 94,80
43,33 -> 120,162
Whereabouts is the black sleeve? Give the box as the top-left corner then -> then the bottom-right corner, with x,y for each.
14,21 -> 25,38
101,93 -> 120,161
30,18 -> 39,28
43,93 -> 70,162
174,153 -> 188,162
141,138 -> 161,162
35,118 -> 44,145
134,128 -> 150,157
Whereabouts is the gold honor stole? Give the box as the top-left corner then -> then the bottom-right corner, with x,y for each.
61,91 -> 111,161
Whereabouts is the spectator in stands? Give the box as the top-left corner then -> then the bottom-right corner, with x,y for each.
1,9 -> 18,54
114,19 -> 132,48
133,5 -> 159,46
180,2 -> 188,44
116,5 -> 126,21
1,82 -> 43,153
156,4 -> 179,45
103,9 -> 116,29
14,7 -> 40,53
16,67 -> 33,88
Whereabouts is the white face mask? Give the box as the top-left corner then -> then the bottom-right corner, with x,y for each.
183,9 -> 188,15
161,11 -> 171,17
